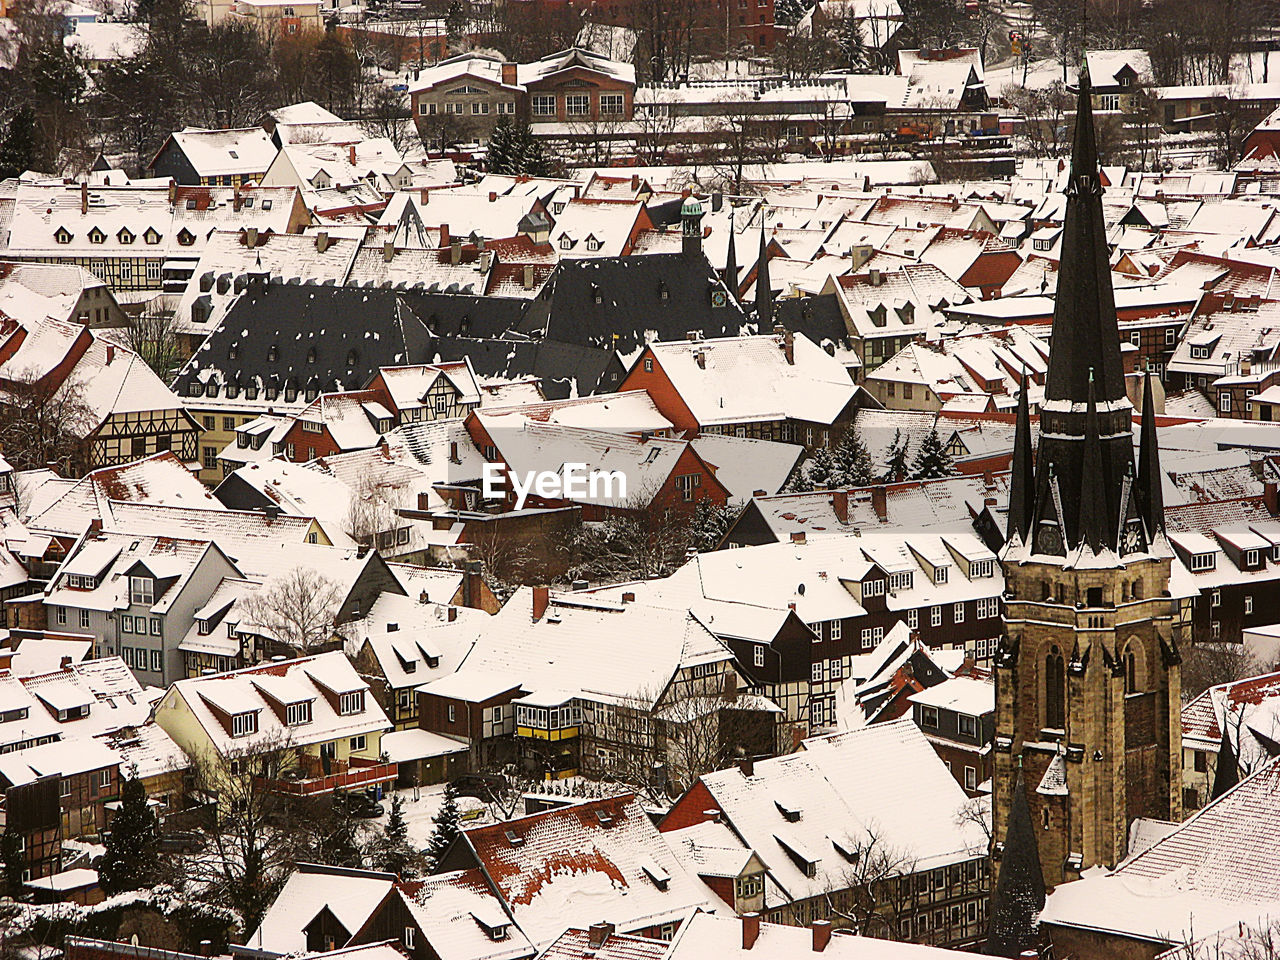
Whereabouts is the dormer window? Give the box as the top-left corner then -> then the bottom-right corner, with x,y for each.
560,236 -> 572,249
285,701 -> 312,725
863,578 -> 885,597
346,349 -> 359,367
267,344 -> 279,362
869,304 -> 887,327
262,199 -> 273,210
88,227 -> 105,244
889,571 -> 913,591
231,711 -> 258,737
229,343 -> 238,360
586,236 -> 601,251
339,690 -> 365,715
130,576 -> 154,605
55,227 -> 73,244
177,228 -> 195,246
1190,552 -> 1216,572
186,198 -> 197,210
934,565 -> 949,584
307,347 -> 316,363
144,228 -> 161,244
118,228 -> 135,244
658,281 -> 669,300
970,559 -> 995,578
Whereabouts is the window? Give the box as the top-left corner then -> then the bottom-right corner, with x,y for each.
931,606 -> 942,627
809,699 -> 823,726
829,619 -> 842,641
80,609 -> 90,629
99,769 -> 112,789
600,93 -> 624,115
286,702 -> 312,726
404,928 -> 415,949
532,94 -> 555,116
1045,645 -> 1066,729
350,734 -> 367,751
964,766 -> 976,790
203,446 -> 217,470
1099,93 -> 1120,110
150,649 -> 162,672
811,662 -> 822,683
1211,589 -> 1221,607
921,705 -> 939,728
753,644 -> 765,668
1190,552 -> 1215,571
1246,595 -> 1254,615
339,691 -> 365,715
958,714 -> 976,737
861,627 -> 873,649
1166,328 -> 1176,345
1247,549 -> 1260,567
448,704 -> 456,722
223,416 -> 236,431
1212,620 -> 1222,639
954,602 -> 965,623
56,606 -> 67,625
863,578 -> 885,598
232,711 -> 258,737
130,577 -> 154,605
934,565 -> 948,584
1220,393 -> 1232,412
907,608 -> 919,629
60,777 -> 72,797
150,618 -> 161,636
566,94 -> 589,116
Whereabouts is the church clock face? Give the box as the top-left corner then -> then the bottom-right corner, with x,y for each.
1122,523 -> 1143,555
1036,526 -> 1063,556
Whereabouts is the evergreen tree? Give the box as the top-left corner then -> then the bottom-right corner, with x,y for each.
787,446 -> 837,492
831,429 -> 874,488
377,794 -> 421,877
986,766 -> 1046,957
425,785 -> 460,870
487,116 -> 515,174
0,109 -> 37,182
97,773 -> 158,894
773,0 -> 810,26
880,429 -> 911,483
909,427 -> 954,480
1,829 -> 23,899
517,126 -> 550,177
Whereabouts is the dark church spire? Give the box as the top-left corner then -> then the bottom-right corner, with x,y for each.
1136,372 -> 1165,539
987,763 -> 1046,957
1007,372 -> 1034,545
756,223 -> 773,325
1076,371 -> 1111,553
724,210 -> 738,302
1210,724 -> 1240,802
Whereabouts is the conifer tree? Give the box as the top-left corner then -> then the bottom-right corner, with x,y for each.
880,429 -> 911,483
831,429 -> 874,488
987,766 -> 1046,957
98,773 -> 158,894
909,427 -> 954,480
378,793 -> 419,877
425,785 -> 460,870
487,116 -> 514,174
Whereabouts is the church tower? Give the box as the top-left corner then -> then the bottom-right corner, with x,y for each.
992,71 -> 1184,891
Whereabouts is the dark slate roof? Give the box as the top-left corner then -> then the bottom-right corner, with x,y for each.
174,281 -> 435,396
399,291 -> 529,340
517,252 -> 747,355
774,293 -> 851,350
430,336 -> 614,400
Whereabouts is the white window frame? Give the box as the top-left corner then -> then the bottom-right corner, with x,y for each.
931,606 -> 942,627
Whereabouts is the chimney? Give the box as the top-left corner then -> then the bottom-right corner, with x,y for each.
742,913 -> 761,950
448,607 -> 458,622
738,755 -> 755,778
1265,480 -> 1278,517
1242,356 -> 1253,375
420,187 -> 430,205
105,344 -> 115,365
869,268 -> 883,287
532,586 -> 550,621
871,485 -> 887,521
695,351 -> 706,369
811,921 -> 832,953
233,189 -> 242,212
621,591 -> 635,603
704,808 -> 720,823
501,62 -> 517,86
783,328 -> 794,365
450,240 -> 462,264
522,264 -> 535,290
60,656 -> 73,670
315,231 -> 330,253
419,589 -> 430,604
449,440 -> 459,462
246,227 -> 259,247
80,181 -> 88,215
417,492 -> 431,510
489,191 -> 497,203
587,923 -> 614,949
790,530 -> 806,544
440,223 -> 450,246
984,496 -> 997,507
833,489 -> 848,524
168,179 -> 177,204
383,239 -> 395,262
631,174 -> 640,190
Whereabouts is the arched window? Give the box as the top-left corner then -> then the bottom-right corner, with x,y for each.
1127,648 -> 1138,694
1045,645 -> 1065,729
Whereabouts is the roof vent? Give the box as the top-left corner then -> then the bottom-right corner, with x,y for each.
504,829 -> 524,845
595,810 -> 614,827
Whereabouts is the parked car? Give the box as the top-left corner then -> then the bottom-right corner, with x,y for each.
333,789 -> 385,818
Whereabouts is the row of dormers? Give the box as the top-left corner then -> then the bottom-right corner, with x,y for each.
53,225 -> 196,246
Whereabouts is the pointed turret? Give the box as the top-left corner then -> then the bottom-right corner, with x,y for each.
1024,67 -> 1142,557
1210,724 -> 1240,802
1007,372 -> 1034,545
1136,372 -> 1165,540
756,224 -> 773,325
724,210 -> 739,301
987,764 -> 1046,957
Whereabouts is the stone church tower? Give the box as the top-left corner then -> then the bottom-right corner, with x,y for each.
992,72 -> 1184,892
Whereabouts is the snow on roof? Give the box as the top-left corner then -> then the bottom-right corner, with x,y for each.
349,591 -> 485,691
396,870 -> 534,960
646,332 -> 857,426
549,199 -> 645,258
697,719 -> 984,903
378,728 -> 468,762
5,637 -> 93,677
98,720 -> 187,779
269,101 -> 345,125
63,21 -> 144,61
906,675 -> 993,715
463,793 -> 714,949
249,864 -> 397,953
0,736 -> 119,785
162,651 -> 390,757
0,670 -> 65,749
541,927 -> 667,960
689,434 -> 803,501
377,361 -> 482,412
169,127 -> 277,178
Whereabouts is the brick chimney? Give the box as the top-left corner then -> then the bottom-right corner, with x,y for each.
440,223 -> 450,246
523,264 -> 535,290
833,489 -> 848,524
105,344 -> 115,365
448,607 -> 458,622
790,530 -> 806,544
621,591 -> 635,603
348,143 -> 357,165
80,181 -> 88,215
383,239 -> 395,262
60,656 -> 73,670
782,329 -> 794,365
738,755 -> 754,778
1265,480 -> 1278,516
489,191 -> 497,203
587,923 -> 614,949
811,921 -> 831,952
420,188 -> 430,205
871,485 -> 887,521
742,913 -> 761,950
501,62 -> 517,86
450,240 -> 462,264
532,586 -> 550,621
315,231 -> 330,252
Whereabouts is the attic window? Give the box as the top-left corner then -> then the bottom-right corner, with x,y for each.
118,228 -> 135,244
504,829 -> 524,845
231,711 -> 258,737
595,810 -> 615,827
267,344 -> 279,362
263,200 -> 273,210
1190,552 -> 1215,571
346,349 -> 359,367
186,198 -> 197,210
640,857 -> 671,891
307,347 -> 316,364
658,281 -> 669,300
285,701 -> 312,726
144,228 -> 160,244
244,197 -> 254,207
177,228 -> 195,246
55,227 -> 72,244
560,236 -> 572,250
228,343 -> 239,360
586,237 -> 602,252
591,283 -> 602,304
870,304 -> 887,327
88,227 -> 105,244
774,799 -> 801,822
228,150 -> 239,159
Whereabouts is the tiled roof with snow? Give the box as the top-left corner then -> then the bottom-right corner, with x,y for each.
396,870 -> 535,960
249,864 -> 397,953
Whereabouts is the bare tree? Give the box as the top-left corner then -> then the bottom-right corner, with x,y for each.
1182,641 -> 1261,699
1123,82 -> 1165,172
345,469 -> 400,551
822,826 -> 919,938
123,307 -> 186,380
1002,80 -> 1073,159
0,367 -> 96,474
235,567 -> 347,659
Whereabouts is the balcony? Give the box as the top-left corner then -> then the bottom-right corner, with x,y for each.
265,756 -> 398,797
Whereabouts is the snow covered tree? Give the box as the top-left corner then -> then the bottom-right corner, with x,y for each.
787,446 -> 837,492
487,116 -> 515,173
376,794 -> 423,878
987,766 -> 1045,957
98,772 -> 158,894
909,427 -> 954,480
689,497 -> 737,552
880,429 -> 910,483
425,785 -> 460,870
773,0 -> 809,26
831,430 -> 874,488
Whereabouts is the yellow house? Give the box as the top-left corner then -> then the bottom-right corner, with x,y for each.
154,651 -> 395,796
